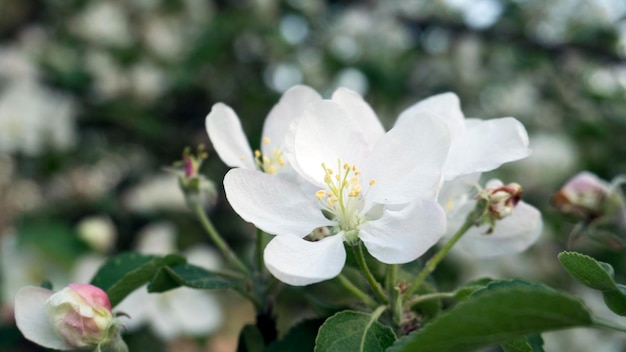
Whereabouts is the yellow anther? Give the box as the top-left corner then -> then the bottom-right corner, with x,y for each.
316,190 -> 327,200
353,184 -> 362,193
350,177 -> 359,185
369,179 -> 376,186
262,137 -> 271,145
262,156 -> 270,164
328,191 -> 334,197
327,198 -> 335,207
343,163 -> 349,170
355,170 -> 361,175
335,174 -> 341,181
324,174 -> 332,184
328,168 -> 334,175
278,156 -> 286,166
254,150 -> 261,158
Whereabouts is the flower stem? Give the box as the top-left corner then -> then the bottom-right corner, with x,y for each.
190,201 -> 251,276
353,243 -> 389,304
404,292 -> 456,307
403,216 -> 474,301
337,274 -> 377,308
255,229 -> 267,273
386,264 -> 398,291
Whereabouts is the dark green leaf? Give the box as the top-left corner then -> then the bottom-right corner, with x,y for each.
148,263 -> 242,292
314,310 -> 396,352
501,337 -> 532,352
266,319 -> 324,352
237,325 -> 265,352
388,280 -> 592,352
91,252 -> 186,307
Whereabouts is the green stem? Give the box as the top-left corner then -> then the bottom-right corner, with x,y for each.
191,201 -> 251,276
403,217 -> 474,300
255,229 -> 266,273
405,292 -> 456,307
593,318 -> 626,334
386,264 -> 398,292
234,285 -> 262,311
353,243 -> 389,304
337,274 -> 377,308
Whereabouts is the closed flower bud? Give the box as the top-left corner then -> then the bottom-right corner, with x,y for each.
15,284 -> 127,351
552,171 -> 610,221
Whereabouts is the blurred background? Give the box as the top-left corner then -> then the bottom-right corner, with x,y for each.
1,0 -> 626,351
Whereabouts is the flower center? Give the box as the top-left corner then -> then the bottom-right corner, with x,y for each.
315,159 -> 375,240
254,137 -> 286,175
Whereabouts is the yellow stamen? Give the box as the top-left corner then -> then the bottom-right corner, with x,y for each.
369,180 -> 376,186
316,190 -> 327,200
262,137 -> 271,145
254,150 -> 261,158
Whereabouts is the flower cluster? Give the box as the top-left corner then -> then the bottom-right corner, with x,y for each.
207,86 -> 539,285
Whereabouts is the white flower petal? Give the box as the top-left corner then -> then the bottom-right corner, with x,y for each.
331,87 -> 385,147
205,103 -> 256,169
457,201 -> 542,258
150,288 -> 222,340
291,100 -> 370,185
264,234 -> 346,286
396,92 -> 466,140
224,168 -> 333,236
444,117 -> 531,180
363,113 -> 450,205
14,286 -> 73,350
360,200 -> 447,264
261,85 -> 321,156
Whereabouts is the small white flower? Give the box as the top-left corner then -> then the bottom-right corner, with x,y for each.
395,92 -> 531,181
441,177 -> 542,258
224,89 -> 451,285
205,85 -> 322,174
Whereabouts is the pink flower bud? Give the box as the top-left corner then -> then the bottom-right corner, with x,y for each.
552,171 -> 609,220
15,284 -> 127,351
45,284 -> 114,349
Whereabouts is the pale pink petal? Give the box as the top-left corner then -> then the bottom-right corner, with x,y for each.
457,201 -> 542,258
331,87 -> 385,147
261,85 -> 322,156
264,234 -> 346,286
68,284 -> 111,311
14,286 -> 74,350
359,200 -> 447,264
224,168 -> 333,237
205,103 -> 256,169
363,113 -> 450,205
291,100 -> 370,186
396,92 -> 466,140
444,117 -> 531,180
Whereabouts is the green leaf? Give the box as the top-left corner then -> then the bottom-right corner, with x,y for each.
558,251 -> 626,316
501,335 -> 544,352
501,337 -> 532,352
388,280 -> 592,352
558,251 -> 616,291
314,310 -> 396,352
90,252 -> 186,307
148,263 -> 242,292
237,325 -> 265,352
266,319 -> 325,352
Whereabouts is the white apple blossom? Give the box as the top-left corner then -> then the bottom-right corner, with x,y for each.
224,89 -> 451,285
440,177 -> 542,258
395,92 -> 531,181
205,85 -> 322,174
